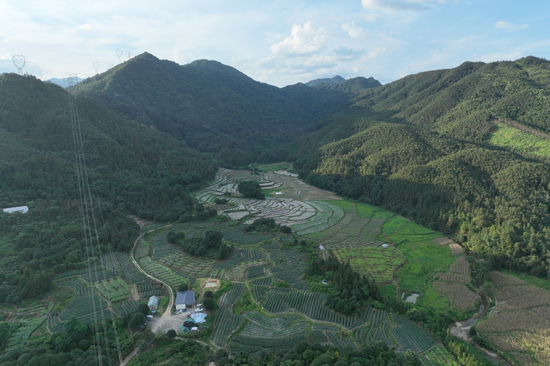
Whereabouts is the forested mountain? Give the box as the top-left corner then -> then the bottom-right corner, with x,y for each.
75,53 -> 381,166
287,57 -> 550,277
0,73 -> 215,303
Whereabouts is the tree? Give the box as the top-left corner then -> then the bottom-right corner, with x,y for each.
203,290 -> 214,298
137,303 -> 150,316
167,329 -> 177,338
237,181 -> 265,199
129,312 -> 145,328
178,283 -> 189,292
280,225 -> 291,233
203,297 -> 215,311
167,231 -> 177,244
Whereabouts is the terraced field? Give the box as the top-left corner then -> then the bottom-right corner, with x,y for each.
196,168 -> 344,235
333,246 -> 407,283
477,271 -> 550,365
111,167 -> 456,362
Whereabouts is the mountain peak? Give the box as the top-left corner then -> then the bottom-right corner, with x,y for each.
305,75 -> 346,87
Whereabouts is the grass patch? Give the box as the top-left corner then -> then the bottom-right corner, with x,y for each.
253,162 -> 293,172
416,283 -> 450,310
326,200 -> 356,211
394,235 -> 455,294
382,216 -> 435,236
379,284 -> 397,298
489,123 -> 550,159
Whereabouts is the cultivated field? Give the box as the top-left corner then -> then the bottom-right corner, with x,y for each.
22,166 -> 460,361
333,246 -> 407,283
478,271 -> 550,365
196,168 -> 344,235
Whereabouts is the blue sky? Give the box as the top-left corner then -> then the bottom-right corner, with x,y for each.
0,0 -> 548,86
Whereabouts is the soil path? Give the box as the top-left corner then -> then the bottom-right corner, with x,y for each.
119,347 -> 139,366
130,233 -> 174,317
122,230 -> 176,365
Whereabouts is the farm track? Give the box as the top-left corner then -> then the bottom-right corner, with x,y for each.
130,231 -> 174,316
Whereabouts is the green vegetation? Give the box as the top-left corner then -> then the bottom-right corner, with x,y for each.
237,180 -> 265,199
252,162 -> 293,172
289,58 -> 550,281
394,236 -> 455,294
333,247 -> 406,283
181,230 -> 233,259
489,122 -> 550,159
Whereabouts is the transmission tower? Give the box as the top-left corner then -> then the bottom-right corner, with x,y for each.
116,49 -> 123,63
93,62 -> 100,75
12,55 -> 26,74
126,51 -> 133,59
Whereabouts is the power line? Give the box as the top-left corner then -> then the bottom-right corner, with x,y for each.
67,76 -> 124,365
12,55 -> 25,74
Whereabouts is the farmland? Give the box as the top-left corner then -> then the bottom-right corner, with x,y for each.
430,255 -> 477,310
333,247 -> 407,283
13,167 -> 480,363
477,271 -> 550,365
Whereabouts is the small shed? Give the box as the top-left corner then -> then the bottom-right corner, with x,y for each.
2,205 -> 29,214
175,291 -> 195,310
148,295 -> 160,311
319,245 -> 325,251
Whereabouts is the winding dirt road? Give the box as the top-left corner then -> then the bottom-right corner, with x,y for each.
130,233 -> 174,316
120,231 -> 175,366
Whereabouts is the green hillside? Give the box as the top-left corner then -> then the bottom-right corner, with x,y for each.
0,73 -> 215,303
290,57 -> 550,277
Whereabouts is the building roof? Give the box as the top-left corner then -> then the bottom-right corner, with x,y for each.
2,206 -> 29,214
176,291 -> 195,306
148,295 -> 160,308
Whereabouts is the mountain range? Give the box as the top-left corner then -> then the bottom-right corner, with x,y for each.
2,53 -> 550,278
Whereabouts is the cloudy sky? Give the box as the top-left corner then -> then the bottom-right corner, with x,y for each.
0,0 -> 548,86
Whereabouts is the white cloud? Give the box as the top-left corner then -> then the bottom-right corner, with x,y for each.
478,51 -> 522,63
332,47 -> 364,60
342,21 -> 364,38
270,21 -> 326,56
77,24 -> 93,31
365,46 -> 386,61
495,21 -> 528,32
361,0 -> 444,12
363,12 -> 380,22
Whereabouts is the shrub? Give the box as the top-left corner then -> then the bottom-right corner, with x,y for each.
167,329 -> 177,338
203,298 -> 215,311
137,303 -> 150,316
129,313 -> 145,328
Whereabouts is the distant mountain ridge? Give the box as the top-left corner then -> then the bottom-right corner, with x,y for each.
305,75 -> 346,87
47,77 -> 83,88
74,53 -> 381,166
